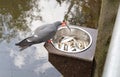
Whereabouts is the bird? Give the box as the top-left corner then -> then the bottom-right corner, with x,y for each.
15,21 -> 69,51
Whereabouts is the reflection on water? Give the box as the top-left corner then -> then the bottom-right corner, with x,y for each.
63,0 -> 101,28
0,0 -> 100,77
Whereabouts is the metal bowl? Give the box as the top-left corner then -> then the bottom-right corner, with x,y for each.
51,25 -> 92,53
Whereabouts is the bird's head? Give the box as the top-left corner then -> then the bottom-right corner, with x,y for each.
54,21 -> 71,30
54,21 -> 62,27
61,21 -> 71,31
54,21 -> 68,27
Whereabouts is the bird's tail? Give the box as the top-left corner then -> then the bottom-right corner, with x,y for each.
15,38 -> 33,51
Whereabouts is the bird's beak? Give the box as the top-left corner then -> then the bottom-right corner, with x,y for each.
61,22 -> 71,31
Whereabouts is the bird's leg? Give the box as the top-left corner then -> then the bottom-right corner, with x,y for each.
47,40 -> 52,43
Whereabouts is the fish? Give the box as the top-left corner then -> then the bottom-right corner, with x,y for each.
55,36 -> 89,52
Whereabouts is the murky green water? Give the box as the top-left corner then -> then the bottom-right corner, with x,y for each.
0,0 -> 100,77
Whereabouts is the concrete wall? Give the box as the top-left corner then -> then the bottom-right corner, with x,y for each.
94,0 -> 120,77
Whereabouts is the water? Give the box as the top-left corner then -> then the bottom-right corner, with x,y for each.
0,0 -> 100,77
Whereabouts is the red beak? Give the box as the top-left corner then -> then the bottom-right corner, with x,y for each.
61,21 -> 71,31
61,22 -> 67,27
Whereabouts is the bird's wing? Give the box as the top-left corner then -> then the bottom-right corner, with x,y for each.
34,24 -> 51,34
28,29 -> 56,43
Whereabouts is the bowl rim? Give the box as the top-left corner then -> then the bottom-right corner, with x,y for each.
51,25 -> 93,53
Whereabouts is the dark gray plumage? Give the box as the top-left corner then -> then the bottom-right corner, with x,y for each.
15,21 -> 62,51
